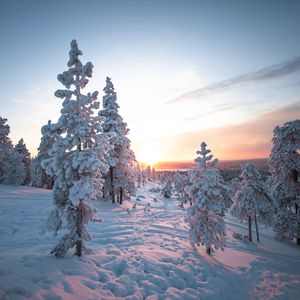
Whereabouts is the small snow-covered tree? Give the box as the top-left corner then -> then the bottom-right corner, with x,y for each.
0,117 -> 27,185
231,163 -> 275,242
14,138 -> 31,185
174,171 -> 184,196
186,142 -> 231,255
32,121 -> 58,189
161,180 -> 172,198
229,177 -> 241,198
269,120 -> 300,244
152,167 -> 157,182
146,165 -> 151,180
99,77 -> 136,204
114,151 -> 136,204
42,40 -> 110,257
137,163 -> 142,187
174,171 -> 190,206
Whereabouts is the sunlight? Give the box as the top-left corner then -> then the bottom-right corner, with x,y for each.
136,144 -> 163,167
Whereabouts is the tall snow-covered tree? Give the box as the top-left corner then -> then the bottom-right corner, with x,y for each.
186,142 -> 231,255
14,138 -> 31,185
32,121 -> 58,189
42,39 -> 111,257
98,77 -> 136,204
269,120 -> 300,244
231,163 -> 275,242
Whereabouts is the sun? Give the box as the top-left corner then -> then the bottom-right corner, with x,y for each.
136,144 -> 163,167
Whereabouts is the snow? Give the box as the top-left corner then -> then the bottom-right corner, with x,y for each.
0,182 -> 300,299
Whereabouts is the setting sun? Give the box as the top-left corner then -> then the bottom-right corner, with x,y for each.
135,144 -> 163,166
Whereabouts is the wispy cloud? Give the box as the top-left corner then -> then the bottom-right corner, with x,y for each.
11,98 -> 28,105
168,56 -> 300,104
183,104 -> 235,121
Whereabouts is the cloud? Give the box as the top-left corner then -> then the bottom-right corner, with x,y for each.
183,104 -> 235,121
168,56 -> 300,104
11,98 -> 28,105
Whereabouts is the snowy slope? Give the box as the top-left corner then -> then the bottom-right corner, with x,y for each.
0,183 -> 299,300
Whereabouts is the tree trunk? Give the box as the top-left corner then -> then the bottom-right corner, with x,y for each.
75,200 -> 83,257
120,187 -> 123,205
254,214 -> 259,242
51,178 -> 54,189
110,166 -> 115,203
206,247 -> 211,255
248,216 -> 252,242
293,168 -> 299,245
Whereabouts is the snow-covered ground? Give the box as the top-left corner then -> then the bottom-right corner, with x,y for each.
0,183 -> 299,300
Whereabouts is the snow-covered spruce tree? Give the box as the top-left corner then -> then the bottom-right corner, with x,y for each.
2,151 -> 26,185
269,120 -> 300,244
0,117 -> 13,182
174,171 -> 190,205
0,117 -> 26,185
186,142 -> 231,255
181,170 -> 193,206
229,177 -> 241,198
31,121 -> 58,189
114,149 -> 136,204
42,40 -> 110,257
14,138 -> 31,185
0,117 -> 10,144
231,163 -> 275,242
98,77 -> 136,204
174,171 -> 186,198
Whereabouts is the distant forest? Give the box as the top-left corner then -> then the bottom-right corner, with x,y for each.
154,158 -> 269,171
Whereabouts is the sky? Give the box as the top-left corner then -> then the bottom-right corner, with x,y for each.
1,0 -> 300,163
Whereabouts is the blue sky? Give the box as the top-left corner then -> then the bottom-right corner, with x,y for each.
1,0 -> 300,161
